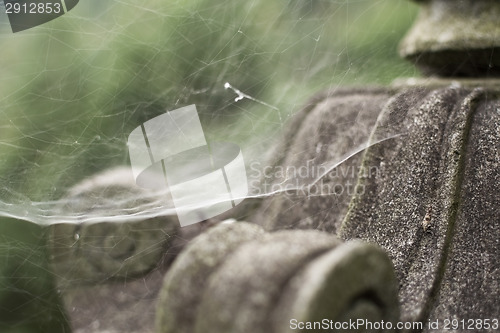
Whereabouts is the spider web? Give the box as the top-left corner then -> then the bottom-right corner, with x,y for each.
0,0 -> 417,332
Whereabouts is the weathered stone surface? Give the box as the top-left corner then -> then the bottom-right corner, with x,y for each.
156,222 -> 265,333
195,230 -> 341,333
250,88 -> 393,234
154,223 -> 399,333
252,84 -> 499,330
48,167 -> 178,286
272,241 -> 399,333
62,267 -> 166,333
341,86 -> 480,323
60,221 -> 215,333
400,0 -> 500,76
427,91 -> 500,324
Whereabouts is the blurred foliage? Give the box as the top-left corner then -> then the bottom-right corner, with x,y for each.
0,218 -> 71,332
0,0 -> 419,201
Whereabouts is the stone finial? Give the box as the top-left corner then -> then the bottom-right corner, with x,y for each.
399,0 -> 500,76
48,167 -> 178,287
156,222 -> 400,333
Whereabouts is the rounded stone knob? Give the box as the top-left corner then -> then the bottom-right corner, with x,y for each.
156,222 -> 399,333
48,167 -> 178,287
156,222 -> 265,333
400,0 -> 500,76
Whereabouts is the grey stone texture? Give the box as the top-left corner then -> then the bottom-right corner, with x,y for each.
251,88 -> 394,234
270,241 -> 399,333
250,82 -> 500,331
400,0 -> 500,76
156,222 -> 266,333
156,223 -> 399,333
194,230 -> 342,333
48,167 -> 178,287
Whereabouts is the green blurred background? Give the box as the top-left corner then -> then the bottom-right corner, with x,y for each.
0,0 -> 418,203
